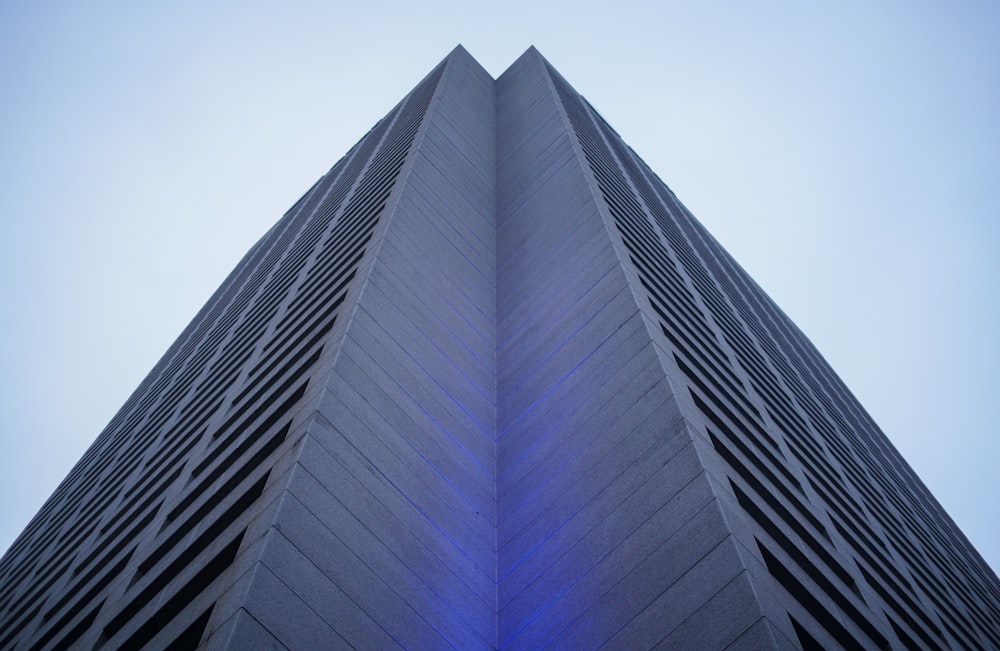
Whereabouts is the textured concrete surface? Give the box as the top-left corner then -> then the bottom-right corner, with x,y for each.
1,46 -> 998,651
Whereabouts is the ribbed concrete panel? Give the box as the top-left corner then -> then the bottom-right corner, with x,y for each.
238,46 -> 498,649
493,48 -> 746,649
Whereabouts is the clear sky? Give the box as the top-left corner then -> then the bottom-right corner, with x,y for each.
1,1 -> 998,576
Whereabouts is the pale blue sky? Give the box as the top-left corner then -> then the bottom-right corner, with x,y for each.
1,1 -> 998,574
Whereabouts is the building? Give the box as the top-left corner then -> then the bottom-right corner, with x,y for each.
1,45 -> 998,650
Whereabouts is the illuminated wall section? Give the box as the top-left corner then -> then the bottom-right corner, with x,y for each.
212,47 -> 498,648
494,49 -> 770,648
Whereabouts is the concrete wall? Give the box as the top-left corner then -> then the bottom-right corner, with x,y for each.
218,47 -> 499,649
493,49 -> 765,649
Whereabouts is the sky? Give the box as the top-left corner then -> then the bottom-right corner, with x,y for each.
1,1 -> 998,577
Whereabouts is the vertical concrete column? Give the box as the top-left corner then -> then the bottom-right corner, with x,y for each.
226,46 -> 499,650
494,49 -> 769,649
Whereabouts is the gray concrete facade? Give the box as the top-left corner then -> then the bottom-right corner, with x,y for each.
1,46 -> 998,650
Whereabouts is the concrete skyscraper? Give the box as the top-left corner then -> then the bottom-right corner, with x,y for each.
1,46 -> 997,650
